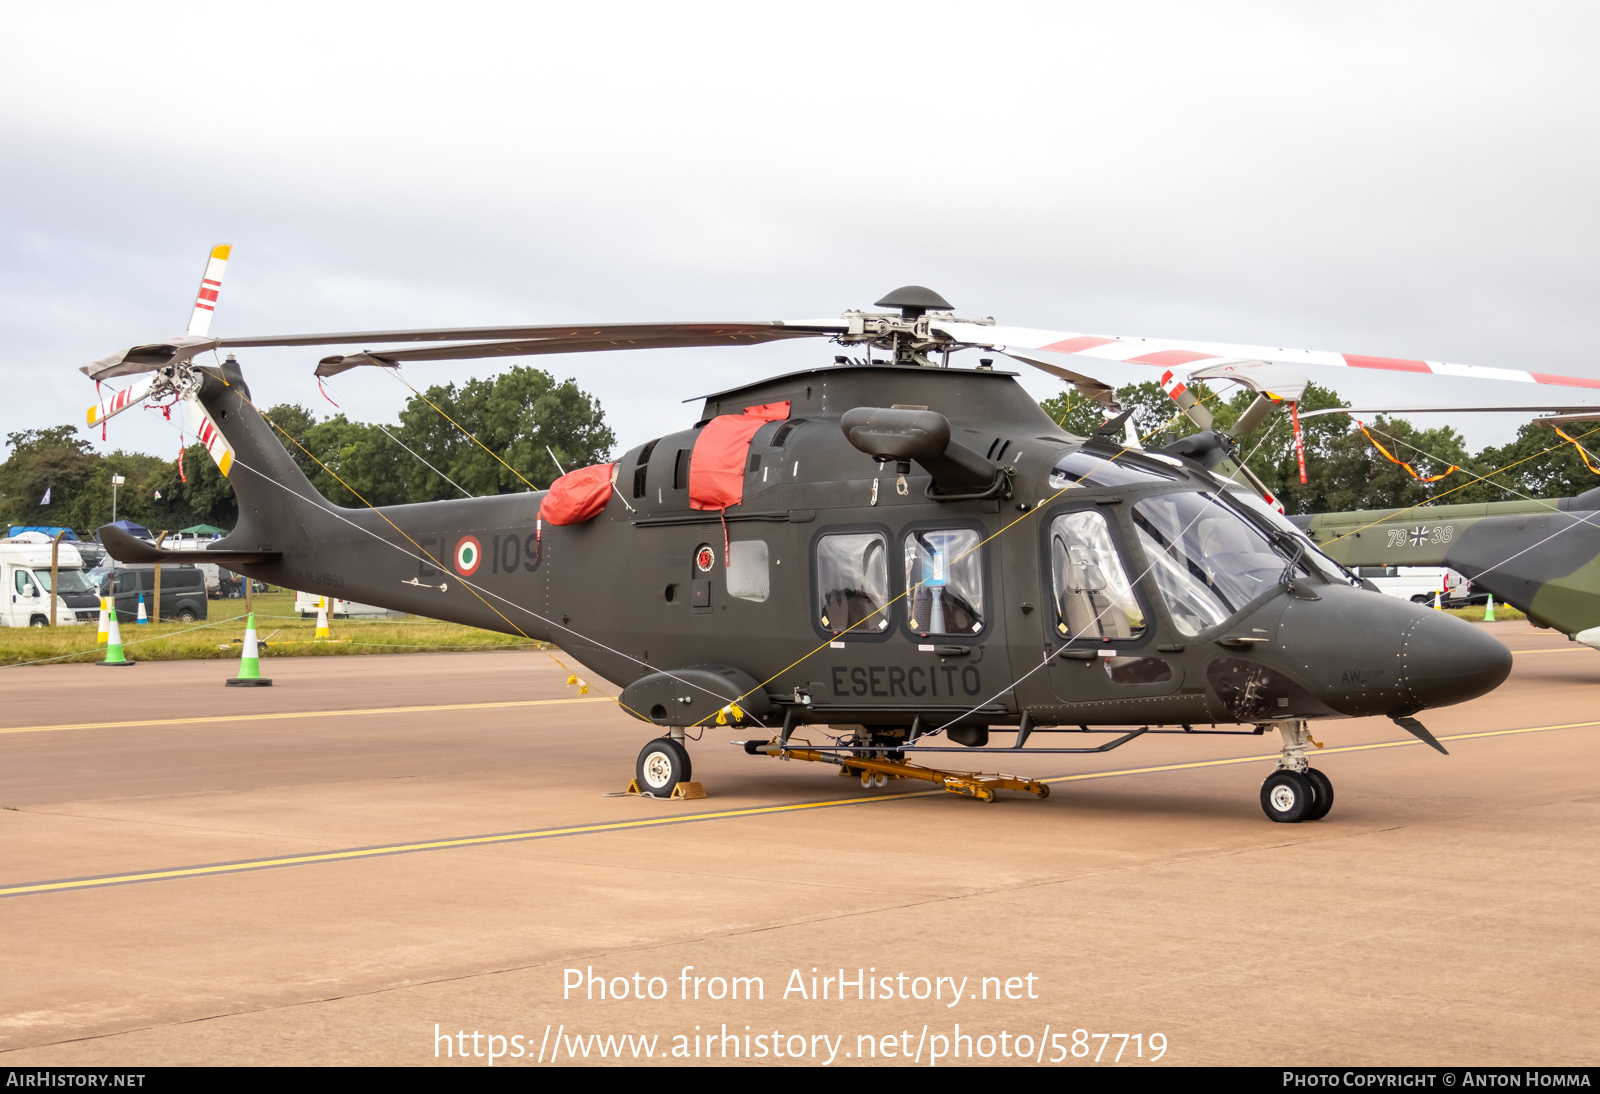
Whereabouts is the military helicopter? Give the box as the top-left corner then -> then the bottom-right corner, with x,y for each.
86,246 -> 1600,823
1286,408 -> 1600,648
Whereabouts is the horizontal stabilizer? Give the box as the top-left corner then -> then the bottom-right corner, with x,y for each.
98,525 -> 279,567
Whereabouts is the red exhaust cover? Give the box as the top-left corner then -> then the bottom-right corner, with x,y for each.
690,401 -> 791,511
541,462 -> 617,525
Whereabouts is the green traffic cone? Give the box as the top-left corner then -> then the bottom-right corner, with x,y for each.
225,612 -> 272,687
1484,594 -> 1496,622
99,607 -> 134,667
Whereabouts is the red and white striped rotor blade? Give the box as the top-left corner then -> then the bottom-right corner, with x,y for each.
86,373 -> 161,428
186,244 -> 231,338
933,321 -> 1600,395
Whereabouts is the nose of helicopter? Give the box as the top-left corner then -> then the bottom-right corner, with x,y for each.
1278,587 -> 1512,716
1392,606 -> 1513,709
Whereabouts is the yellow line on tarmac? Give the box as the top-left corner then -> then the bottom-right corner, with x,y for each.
3,718 -> 1595,900
0,793 -> 916,898
0,696 -> 614,736
1512,647 -> 1594,655
1043,719 -> 1600,784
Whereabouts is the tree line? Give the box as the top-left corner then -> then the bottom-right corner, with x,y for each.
1040,380 -> 1600,512
0,366 -> 614,535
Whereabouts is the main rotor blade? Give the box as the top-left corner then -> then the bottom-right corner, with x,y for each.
80,336 -> 219,381
1159,369 -> 1215,431
932,320 -> 1600,395
995,347 -> 1119,405
1229,393 -> 1279,438
311,325 -> 827,377
1298,404 -> 1600,420
223,320 -> 839,351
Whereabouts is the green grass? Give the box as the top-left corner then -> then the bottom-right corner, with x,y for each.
4,586 -> 1529,668
1444,604 -> 1527,622
0,588 -> 547,667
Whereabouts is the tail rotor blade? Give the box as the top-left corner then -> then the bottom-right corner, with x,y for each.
87,373 -> 161,428
187,244 -> 231,338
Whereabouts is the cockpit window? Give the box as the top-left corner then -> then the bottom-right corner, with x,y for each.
1131,491 -> 1296,635
1049,450 -> 1179,490
1049,511 -> 1145,641
903,529 -> 985,637
817,532 -> 890,634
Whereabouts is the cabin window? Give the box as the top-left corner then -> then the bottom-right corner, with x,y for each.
15,569 -> 37,596
903,528 -> 984,636
1049,510 -> 1144,641
727,540 -> 770,603
816,532 -> 890,634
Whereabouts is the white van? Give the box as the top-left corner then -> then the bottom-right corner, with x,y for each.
1,534 -> 88,627
293,590 -> 399,619
1355,565 -> 1469,604
159,535 -> 223,595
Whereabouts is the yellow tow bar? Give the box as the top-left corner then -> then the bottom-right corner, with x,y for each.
767,746 -> 1050,804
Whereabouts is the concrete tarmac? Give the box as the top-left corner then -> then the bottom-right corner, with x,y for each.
0,620 -> 1596,1067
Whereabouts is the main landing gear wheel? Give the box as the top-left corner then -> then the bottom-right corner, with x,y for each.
637,738 -> 691,797
1260,770 -> 1314,823
1303,767 -> 1334,821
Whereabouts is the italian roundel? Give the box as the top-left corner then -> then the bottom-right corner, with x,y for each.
454,535 -> 482,576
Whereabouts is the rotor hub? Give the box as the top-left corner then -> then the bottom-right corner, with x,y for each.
838,287 -> 994,367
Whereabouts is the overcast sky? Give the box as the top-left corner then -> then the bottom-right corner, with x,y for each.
4,2 -> 1599,470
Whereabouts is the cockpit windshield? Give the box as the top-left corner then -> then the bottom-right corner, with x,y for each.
34,569 -> 94,595
1222,486 -> 1361,587
1131,491 -> 1300,635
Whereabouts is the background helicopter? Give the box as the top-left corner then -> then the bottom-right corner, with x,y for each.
87,249 -> 1592,823
1284,408 -> 1600,648
1107,366 -> 1600,650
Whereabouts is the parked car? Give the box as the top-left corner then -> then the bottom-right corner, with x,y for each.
1354,566 -> 1469,605
96,564 -> 208,623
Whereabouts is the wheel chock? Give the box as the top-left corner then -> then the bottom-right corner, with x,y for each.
619,779 -> 707,800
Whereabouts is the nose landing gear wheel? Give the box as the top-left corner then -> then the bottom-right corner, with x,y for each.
637,738 -> 691,797
1303,767 -> 1334,821
1260,770 -> 1314,823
